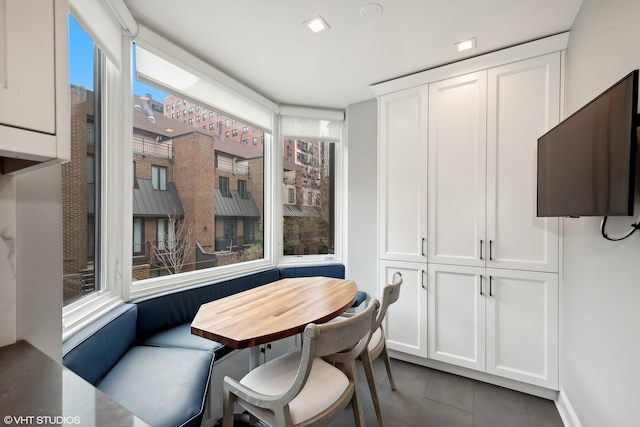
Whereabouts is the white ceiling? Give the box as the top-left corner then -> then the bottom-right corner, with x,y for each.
123,0 -> 583,110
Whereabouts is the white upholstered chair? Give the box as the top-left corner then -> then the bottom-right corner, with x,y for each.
360,271 -> 403,427
222,299 -> 380,427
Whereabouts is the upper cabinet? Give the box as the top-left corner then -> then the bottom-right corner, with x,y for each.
428,53 -> 561,273
0,0 -> 69,174
378,86 -> 428,263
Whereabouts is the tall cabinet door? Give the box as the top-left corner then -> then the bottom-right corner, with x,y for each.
427,72 -> 487,267
486,53 -> 560,272
379,86 -> 428,263
427,264 -> 485,371
485,268 -> 559,389
379,260 -> 428,358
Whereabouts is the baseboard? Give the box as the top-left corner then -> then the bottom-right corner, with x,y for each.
555,389 -> 582,427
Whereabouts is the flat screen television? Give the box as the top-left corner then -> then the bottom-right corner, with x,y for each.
537,70 -> 639,217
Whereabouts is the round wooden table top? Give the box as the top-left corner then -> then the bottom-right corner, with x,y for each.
191,276 -> 358,348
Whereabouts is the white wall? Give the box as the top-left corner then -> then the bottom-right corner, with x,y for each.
346,99 -> 378,299
563,1 -> 640,425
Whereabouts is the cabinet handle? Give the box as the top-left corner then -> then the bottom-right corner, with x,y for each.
421,270 -> 426,289
422,238 -> 426,257
480,275 -> 484,296
480,240 -> 484,260
489,276 -> 493,297
489,240 -> 493,261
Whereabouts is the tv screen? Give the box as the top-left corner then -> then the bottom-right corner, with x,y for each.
537,70 -> 638,217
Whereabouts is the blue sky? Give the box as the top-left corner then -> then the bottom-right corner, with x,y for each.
69,16 -> 168,101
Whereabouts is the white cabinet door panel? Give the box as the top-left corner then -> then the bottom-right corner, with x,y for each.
428,72 -> 487,267
380,260 -> 427,358
427,264 -> 485,371
485,269 -> 558,389
0,0 -> 56,134
486,53 -> 560,272
379,87 -> 428,262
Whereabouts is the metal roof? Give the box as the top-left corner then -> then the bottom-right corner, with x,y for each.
214,188 -> 260,218
282,204 -> 322,217
133,179 -> 185,217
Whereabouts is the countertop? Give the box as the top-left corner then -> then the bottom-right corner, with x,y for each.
0,340 -> 149,427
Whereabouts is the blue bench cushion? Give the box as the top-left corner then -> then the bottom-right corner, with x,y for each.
97,345 -> 214,427
353,291 -> 367,307
62,304 -> 138,386
138,322 -> 234,359
278,264 -> 345,279
131,268 -> 280,338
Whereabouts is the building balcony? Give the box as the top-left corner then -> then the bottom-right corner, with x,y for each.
133,135 -> 173,160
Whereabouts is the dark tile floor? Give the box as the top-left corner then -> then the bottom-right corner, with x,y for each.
328,358 -> 564,427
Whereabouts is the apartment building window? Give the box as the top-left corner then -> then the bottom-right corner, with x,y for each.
288,188 -> 295,203
232,129 -> 238,137
177,111 -> 181,118
183,109 -> 186,116
133,218 -> 144,255
253,137 -> 257,145
238,180 -> 247,199
242,126 -> 249,134
188,118 -> 193,124
225,119 -> 229,126
232,119 -> 237,125
225,131 -> 229,137
209,123 -> 214,131
195,116 -> 200,123
86,121 -> 95,145
242,139 -> 248,144
195,105 -> 200,112
177,101 -> 181,108
203,114 -> 206,121
152,165 -> 167,190
87,155 -> 95,184
220,176 -> 231,197
210,112 -> 214,119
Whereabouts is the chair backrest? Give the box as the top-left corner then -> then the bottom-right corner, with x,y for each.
374,272 -> 403,331
279,299 -> 379,404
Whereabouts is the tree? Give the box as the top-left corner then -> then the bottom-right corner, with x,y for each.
151,213 -> 194,274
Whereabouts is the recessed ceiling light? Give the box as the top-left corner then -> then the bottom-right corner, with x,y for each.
456,38 -> 477,52
305,16 -> 330,33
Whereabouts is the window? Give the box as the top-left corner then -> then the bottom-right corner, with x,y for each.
225,131 -> 229,137
242,139 -> 248,144
189,107 -> 193,114
253,137 -> 257,145
209,123 -> 214,131
203,114 -> 207,121
288,188 -> 295,203
232,120 -> 237,125
195,116 -> 200,123
177,101 -> 181,108
210,112 -> 214,119
242,126 -> 249,134
151,165 -> 167,190
225,119 -> 229,126
188,118 -> 193,124
220,176 -> 231,197
63,15 -> 103,307
195,105 -> 200,112
177,111 -> 182,118
238,180 -> 247,199
133,218 -> 144,255
232,129 -> 238,137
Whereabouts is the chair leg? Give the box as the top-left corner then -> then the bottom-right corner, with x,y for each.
361,351 -> 384,427
380,342 -> 396,391
222,388 -> 235,427
345,360 -> 366,427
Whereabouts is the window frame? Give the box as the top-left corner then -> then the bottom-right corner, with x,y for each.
63,14 -> 344,335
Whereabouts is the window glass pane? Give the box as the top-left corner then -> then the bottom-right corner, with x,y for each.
282,139 -> 335,256
132,44 -> 265,279
63,15 -> 102,306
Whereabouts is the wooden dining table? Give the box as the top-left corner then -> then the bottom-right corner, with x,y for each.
191,276 -> 358,368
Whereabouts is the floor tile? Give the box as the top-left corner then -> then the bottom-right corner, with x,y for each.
417,398 -> 474,427
423,370 -> 475,412
473,381 -> 530,427
523,394 -> 564,427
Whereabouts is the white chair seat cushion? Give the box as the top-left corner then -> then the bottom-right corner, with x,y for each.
239,350 -> 349,425
368,327 -> 383,353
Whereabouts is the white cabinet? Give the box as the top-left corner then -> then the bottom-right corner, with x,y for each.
260,335 -> 300,364
427,264 -> 558,389
428,53 -> 560,272
379,260 -> 428,358
0,0 -> 69,173
427,72 -> 488,268
485,268 -> 558,389
378,86 -> 428,263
